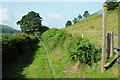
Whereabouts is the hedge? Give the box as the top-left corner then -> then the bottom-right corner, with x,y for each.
2,33 -> 39,67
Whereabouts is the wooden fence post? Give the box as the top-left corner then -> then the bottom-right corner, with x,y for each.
106,32 -> 114,59
107,33 -> 111,59
110,33 -> 114,57
101,3 -> 107,72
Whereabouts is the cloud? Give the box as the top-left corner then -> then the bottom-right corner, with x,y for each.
48,13 -> 61,19
0,7 -> 9,24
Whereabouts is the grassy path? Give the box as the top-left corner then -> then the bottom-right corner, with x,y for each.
41,44 -> 81,78
22,43 -> 80,78
42,46 -> 54,78
3,42 -> 118,78
22,43 -> 53,78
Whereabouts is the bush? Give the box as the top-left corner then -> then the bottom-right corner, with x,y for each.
2,33 -> 39,67
106,2 -> 119,11
41,28 -> 71,49
64,36 -> 101,65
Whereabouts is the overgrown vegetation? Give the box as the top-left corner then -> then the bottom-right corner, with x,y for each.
64,36 -> 101,65
2,33 -> 39,68
41,28 -> 70,49
41,29 -> 101,65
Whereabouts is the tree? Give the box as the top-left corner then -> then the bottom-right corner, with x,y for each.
65,20 -> 72,27
105,0 -> 119,11
78,14 -> 82,20
16,11 -> 43,34
83,11 -> 90,18
41,25 -> 49,33
34,25 -> 49,36
73,18 -> 78,24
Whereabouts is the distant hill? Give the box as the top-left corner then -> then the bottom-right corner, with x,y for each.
0,24 -> 21,34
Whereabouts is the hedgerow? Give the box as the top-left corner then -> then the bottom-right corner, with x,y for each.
2,33 -> 39,67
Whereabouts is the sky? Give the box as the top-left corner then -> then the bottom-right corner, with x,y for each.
0,2 -> 105,30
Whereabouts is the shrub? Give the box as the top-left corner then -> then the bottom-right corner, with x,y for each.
2,33 -> 39,67
64,36 -> 101,65
41,28 -> 71,49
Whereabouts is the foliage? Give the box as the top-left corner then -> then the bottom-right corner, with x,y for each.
42,29 -> 101,65
78,14 -> 82,20
73,18 -> 78,24
33,25 -> 49,37
83,11 -> 90,18
106,2 -> 119,11
41,25 -> 49,33
16,11 -> 43,34
41,28 -> 70,49
2,33 -> 39,67
0,24 -> 21,34
64,36 -> 101,65
65,20 -> 72,27
72,14 -> 82,24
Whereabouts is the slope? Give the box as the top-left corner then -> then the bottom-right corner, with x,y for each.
63,9 -> 118,47
0,24 -> 21,34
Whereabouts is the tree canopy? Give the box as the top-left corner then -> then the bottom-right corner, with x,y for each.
78,14 -> 82,20
16,11 -> 43,34
83,11 -> 90,18
106,1 -> 119,11
65,20 -> 72,27
73,18 -> 78,24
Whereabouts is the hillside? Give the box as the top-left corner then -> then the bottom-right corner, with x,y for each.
63,9 -> 118,47
0,24 -> 21,34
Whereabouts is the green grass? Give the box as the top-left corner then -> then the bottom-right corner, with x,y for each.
22,44 -> 53,78
79,61 -> 118,78
23,42 -> 78,78
63,9 -> 118,47
3,41 -> 118,78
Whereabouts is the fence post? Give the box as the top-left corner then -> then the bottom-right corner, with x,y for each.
101,3 -> 107,72
107,33 -> 111,59
110,33 -> 114,57
106,32 -> 114,58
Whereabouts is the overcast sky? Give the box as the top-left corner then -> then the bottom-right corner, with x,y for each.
0,1 -> 108,30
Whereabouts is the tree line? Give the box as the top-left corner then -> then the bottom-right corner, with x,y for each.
65,0 -> 119,27
65,10 -> 90,27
